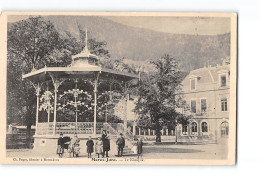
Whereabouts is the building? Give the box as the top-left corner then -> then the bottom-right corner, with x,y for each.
114,59 -> 230,144
179,59 -> 230,143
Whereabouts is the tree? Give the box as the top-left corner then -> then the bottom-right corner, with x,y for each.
8,16 -> 63,70
134,54 -> 190,142
7,16 -> 112,147
7,16 -> 65,147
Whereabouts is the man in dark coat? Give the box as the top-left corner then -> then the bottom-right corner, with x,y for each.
116,133 -> 125,157
86,136 -> 94,158
137,138 -> 143,158
101,130 -> 110,157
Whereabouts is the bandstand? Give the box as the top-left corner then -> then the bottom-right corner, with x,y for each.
22,29 -> 139,154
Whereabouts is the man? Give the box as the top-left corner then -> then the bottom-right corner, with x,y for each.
101,130 -> 110,157
116,133 -> 125,157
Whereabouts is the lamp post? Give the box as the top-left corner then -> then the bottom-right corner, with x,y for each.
39,89 -> 54,133
64,80 -> 85,134
68,90 -> 84,134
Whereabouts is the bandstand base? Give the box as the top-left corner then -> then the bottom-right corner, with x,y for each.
33,134 -> 118,157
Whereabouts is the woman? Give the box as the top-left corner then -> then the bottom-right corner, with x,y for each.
101,130 -> 110,157
57,133 -> 64,158
95,137 -> 103,158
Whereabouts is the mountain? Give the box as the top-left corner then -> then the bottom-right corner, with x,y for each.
15,16 -> 231,72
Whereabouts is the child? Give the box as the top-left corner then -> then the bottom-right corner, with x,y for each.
73,142 -> 80,157
95,137 -> 103,158
86,136 -> 94,158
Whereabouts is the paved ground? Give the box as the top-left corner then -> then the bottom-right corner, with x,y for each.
6,142 -> 228,160
142,143 -> 228,160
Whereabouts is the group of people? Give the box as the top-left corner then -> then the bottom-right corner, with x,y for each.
86,130 -> 111,158
57,130 -> 143,158
86,130 -> 126,158
57,133 -> 80,158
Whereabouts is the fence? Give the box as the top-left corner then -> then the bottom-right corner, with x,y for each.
37,122 -> 125,135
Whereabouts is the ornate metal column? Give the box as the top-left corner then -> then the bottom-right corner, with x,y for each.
124,94 -> 129,135
35,83 -> 41,135
50,74 -> 63,135
92,72 -> 100,135
46,84 -> 51,125
93,78 -> 98,135
53,83 -> 58,135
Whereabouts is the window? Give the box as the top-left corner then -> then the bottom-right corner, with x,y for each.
201,122 -> 208,132
221,121 -> 229,137
221,75 -> 227,87
201,99 -> 207,112
191,122 -> 197,134
182,125 -> 188,135
191,100 -> 196,113
190,79 -> 196,90
221,98 -> 228,111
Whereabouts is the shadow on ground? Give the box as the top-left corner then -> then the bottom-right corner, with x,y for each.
143,147 -> 203,154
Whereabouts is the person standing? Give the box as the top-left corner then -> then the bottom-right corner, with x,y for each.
95,137 -> 103,158
71,133 -> 79,157
137,138 -> 143,159
102,130 -> 110,157
86,136 -> 94,158
116,133 -> 125,157
57,133 -> 64,158
107,131 -> 111,154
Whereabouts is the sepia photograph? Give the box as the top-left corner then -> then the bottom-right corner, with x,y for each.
0,12 -> 237,165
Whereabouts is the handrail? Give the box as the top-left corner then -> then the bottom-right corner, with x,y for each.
104,123 -> 135,148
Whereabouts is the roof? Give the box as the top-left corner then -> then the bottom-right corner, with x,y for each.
182,64 -> 230,92
22,66 -> 139,83
22,28 -> 139,83
183,65 -> 230,83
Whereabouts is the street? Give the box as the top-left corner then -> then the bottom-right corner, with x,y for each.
6,143 -> 228,160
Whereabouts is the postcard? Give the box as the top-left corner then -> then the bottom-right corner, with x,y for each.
0,12 -> 237,165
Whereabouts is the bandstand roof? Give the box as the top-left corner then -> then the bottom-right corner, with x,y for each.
22,66 -> 139,83
22,28 -> 139,83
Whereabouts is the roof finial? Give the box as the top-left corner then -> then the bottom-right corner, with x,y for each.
71,27 -> 99,67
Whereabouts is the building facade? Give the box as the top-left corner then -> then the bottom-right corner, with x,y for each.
179,60 -> 230,143
112,60 -> 230,144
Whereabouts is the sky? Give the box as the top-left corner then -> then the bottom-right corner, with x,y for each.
8,15 -> 230,35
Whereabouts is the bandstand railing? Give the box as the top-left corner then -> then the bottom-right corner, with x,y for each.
37,122 -> 127,135
37,122 -> 103,135
37,122 -> 54,135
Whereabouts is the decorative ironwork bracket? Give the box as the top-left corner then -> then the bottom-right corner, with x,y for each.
30,82 -> 42,96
